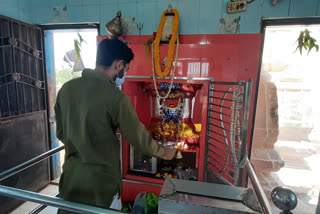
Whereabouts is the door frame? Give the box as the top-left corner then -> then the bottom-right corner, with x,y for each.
40,23 -> 101,34
40,23 -> 100,179
250,16 -> 320,160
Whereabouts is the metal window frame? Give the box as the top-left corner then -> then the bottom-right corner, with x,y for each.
40,23 -> 101,36
250,17 -> 320,163
261,17 -> 320,30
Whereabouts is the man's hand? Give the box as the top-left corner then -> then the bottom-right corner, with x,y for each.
162,148 -> 177,160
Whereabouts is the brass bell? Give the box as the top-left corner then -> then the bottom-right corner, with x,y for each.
106,11 -> 123,39
175,150 -> 183,159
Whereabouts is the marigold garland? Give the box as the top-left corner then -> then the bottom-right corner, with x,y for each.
154,9 -> 179,78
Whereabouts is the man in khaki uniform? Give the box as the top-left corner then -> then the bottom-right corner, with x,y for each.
55,39 -> 176,213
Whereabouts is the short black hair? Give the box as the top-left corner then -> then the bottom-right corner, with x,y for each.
96,39 -> 134,67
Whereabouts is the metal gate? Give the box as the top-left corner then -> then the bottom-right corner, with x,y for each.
0,16 -> 47,116
204,80 -> 252,187
0,15 -> 50,213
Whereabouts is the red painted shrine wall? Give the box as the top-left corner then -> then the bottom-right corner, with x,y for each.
98,34 -> 262,201
98,34 -> 261,82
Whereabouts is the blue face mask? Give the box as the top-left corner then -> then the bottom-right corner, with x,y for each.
115,71 -> 127,87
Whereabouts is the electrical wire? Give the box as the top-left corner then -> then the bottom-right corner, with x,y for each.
247,0 -> 256,4
230,0 -> 256,4
230,0 -> 255,3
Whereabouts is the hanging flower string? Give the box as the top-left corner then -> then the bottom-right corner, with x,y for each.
153,9 -> 179,78
151,35 -> 179,99
151,6 -> 180,147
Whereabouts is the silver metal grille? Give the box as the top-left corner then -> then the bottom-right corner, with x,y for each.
204,80 -> 252,187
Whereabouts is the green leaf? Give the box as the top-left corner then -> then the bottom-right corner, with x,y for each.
74,39 -> 81,62
78,33 -> 87,44
296,29 -> 319,55
303,45 -> 308,50
145,45 -> 150,56
143,38 -> 155,57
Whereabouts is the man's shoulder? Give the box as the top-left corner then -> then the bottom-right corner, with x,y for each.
58,77 -> 81,93
117,90 -> 132,106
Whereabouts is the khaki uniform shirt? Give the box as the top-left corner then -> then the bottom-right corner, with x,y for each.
55,69 -> 164,213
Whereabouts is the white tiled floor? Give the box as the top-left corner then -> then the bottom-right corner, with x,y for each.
39,206 -> 59,214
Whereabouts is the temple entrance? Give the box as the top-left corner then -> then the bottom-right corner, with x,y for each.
43,27 -> 98,171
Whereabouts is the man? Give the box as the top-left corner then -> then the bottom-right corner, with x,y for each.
55,39 -> 176,213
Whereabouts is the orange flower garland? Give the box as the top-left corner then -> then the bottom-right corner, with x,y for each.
154,9 -> 179,78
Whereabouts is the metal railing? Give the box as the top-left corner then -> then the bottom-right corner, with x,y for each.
245,157 -> 273,214
0,145 -> 64,182
0,141 -> 274,214
0,185 -> 122,214
0,146 -> 123,214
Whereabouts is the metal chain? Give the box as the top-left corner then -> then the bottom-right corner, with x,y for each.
230,90 -> 239,165
231,85 -> 242,182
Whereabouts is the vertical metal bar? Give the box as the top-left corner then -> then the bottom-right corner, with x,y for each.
26,26 -> 33,112
316,193 -> 320,214
39,28 -> 47,111
30,28 -> 36,112
244,79 -> 253,187
10,21 -> 20,115
37,30 -> 42,111
246,158 -> 273,214
4,21 -> 10,117
21,25 -> 27,114
237,79 -> 253,187
204,81 -> 213,182
32,28 -> 41,111
1,25 -> 10,117
6,19 -> 11,117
